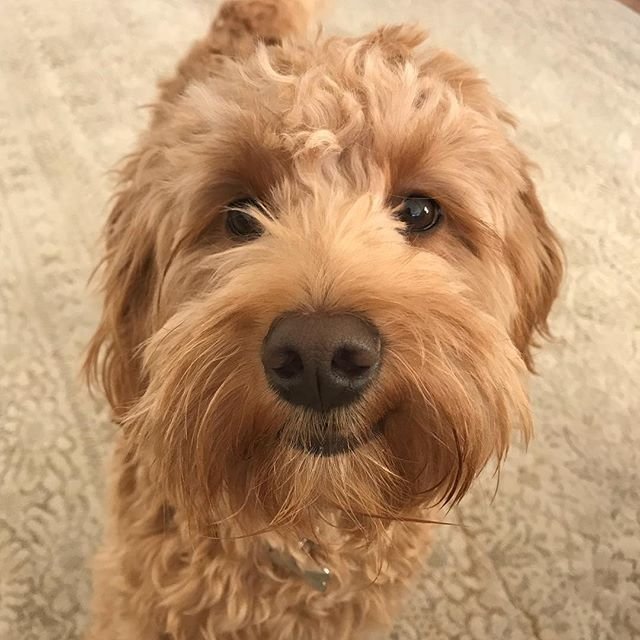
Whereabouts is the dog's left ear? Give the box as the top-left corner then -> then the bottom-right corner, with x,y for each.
505,165 -> 563,370
411,45 -> 563,370
84,151 -> 162,420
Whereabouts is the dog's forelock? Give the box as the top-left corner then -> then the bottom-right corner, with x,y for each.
166,24 -> 525,242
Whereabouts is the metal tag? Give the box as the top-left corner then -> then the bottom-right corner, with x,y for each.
267,544 -> 332,593
301,565 -> 331,592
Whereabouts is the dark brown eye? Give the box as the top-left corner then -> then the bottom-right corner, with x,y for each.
224,198 -> 263,241
393,195 -> 443,235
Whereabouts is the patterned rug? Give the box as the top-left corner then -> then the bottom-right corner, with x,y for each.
1,0 -> 638,638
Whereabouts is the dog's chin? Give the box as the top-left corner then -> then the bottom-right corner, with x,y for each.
292,419 -> 385,457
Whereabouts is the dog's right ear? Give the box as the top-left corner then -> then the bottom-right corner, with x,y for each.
505,166 -> 564,371
85,153 -> 161,419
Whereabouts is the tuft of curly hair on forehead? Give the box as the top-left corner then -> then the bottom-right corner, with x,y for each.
85,2 -> 562,637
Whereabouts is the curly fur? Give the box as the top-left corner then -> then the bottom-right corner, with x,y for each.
84,1 -> 563,638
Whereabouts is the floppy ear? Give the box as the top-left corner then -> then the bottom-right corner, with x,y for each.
505,166 -> 563,370
85,153 -> 161,419
413,46 -> 563,368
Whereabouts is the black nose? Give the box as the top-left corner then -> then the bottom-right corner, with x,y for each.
262,313 -> 382,411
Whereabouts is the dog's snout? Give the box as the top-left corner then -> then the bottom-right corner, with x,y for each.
262,313 -> 381,411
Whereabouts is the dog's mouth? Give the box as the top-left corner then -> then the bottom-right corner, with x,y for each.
292,419 -> 385,457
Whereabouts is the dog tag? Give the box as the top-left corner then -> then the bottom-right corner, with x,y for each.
299,538 -> 331,592
267,546 -> 331,593
301,566 -> 331,592
267,546 -> 303,576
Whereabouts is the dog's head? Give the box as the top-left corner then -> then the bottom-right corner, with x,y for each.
87,26 -> 562,534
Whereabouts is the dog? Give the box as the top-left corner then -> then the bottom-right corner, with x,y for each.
84,1 -> 563,638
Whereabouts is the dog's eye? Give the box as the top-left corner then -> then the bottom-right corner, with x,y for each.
392,195 -> 443,235
224,198 -> 264,241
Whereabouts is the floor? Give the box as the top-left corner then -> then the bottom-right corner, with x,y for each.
1,1 -> 639,639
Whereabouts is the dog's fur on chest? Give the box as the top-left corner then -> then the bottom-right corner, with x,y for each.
89,436 -> 431,639
84,1 -> 562,638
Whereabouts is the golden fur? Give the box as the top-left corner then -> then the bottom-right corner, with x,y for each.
85,1 -> 563,638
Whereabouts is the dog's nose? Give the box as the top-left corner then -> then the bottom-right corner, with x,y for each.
262,313 -> 381,411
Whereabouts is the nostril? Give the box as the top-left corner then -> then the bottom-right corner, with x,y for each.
271,348 -> 303,380
331,346 -> 376,379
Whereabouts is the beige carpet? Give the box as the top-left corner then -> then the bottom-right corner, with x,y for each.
1,0 -> 639,638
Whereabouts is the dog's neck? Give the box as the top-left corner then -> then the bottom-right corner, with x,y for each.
117,439 -> 433,595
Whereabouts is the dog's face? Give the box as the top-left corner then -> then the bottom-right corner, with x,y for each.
88,27 -> 562,534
